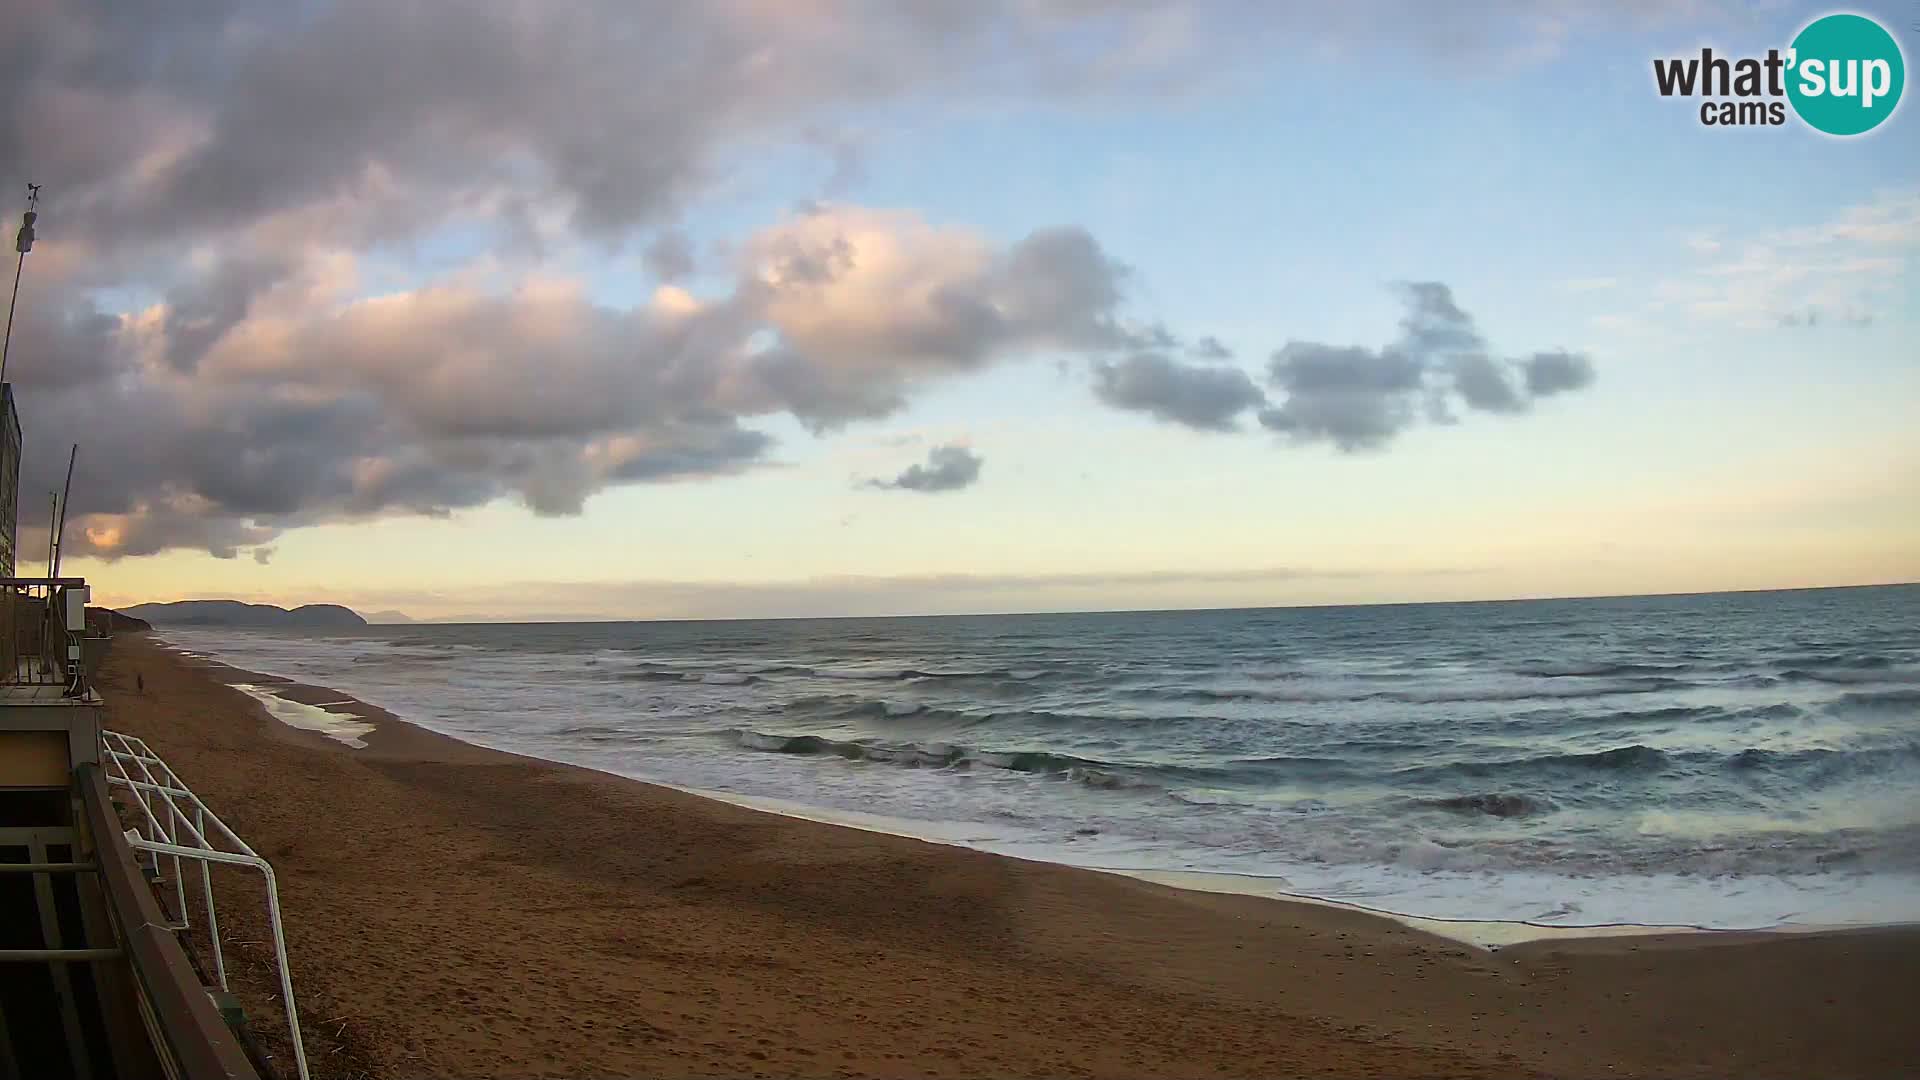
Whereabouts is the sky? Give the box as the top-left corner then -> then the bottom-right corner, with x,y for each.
2,0 -> 1915,621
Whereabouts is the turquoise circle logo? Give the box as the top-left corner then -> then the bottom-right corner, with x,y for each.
1786,13 -> 1905,135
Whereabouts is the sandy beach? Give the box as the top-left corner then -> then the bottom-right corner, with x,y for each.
96,634 -> 1918,1080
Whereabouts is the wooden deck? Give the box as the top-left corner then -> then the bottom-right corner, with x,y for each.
0,684 -> 95,706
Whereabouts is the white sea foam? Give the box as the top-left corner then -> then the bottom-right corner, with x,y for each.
231,683 -> 377,749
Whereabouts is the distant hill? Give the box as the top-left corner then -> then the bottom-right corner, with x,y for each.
87,607 -> 153,634
121,600 -> 368,629
364,610 -> 415,624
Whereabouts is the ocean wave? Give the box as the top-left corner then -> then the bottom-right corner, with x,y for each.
1776,652 -> 1903,671
1223,754 -> 1361,777
1508,661 -> 1690,678
620,669 -> 700,683
735,663 -> 816,676
1397,743 -> 1673,781
1128,678 -> 1679,706
814,666 -> 1059,683
776,695 -> 1216,731
778,695 -> 975,725
548,723 -> 644,744
1779,666 -> 1920,686
1835,688 -> 1920,709
618,669 -> 760,685
1381,680 -> 1681,703
731,722 -> 1920,797
1727,743 -> 1920,778
1419,792 -> 1555,818
730,730 -> 1149,790
1128,685 -> 1347,704
620,663 -> 1060,686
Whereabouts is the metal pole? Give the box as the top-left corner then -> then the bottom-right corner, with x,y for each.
1,184 -> 40,388
51,444 -> 75,577
44,492 -> 56,577
198,806 -> 227,991
0,248 -> 23,386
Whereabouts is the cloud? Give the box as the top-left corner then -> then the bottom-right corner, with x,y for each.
1776,306 -> 1873,329
1256,282 -> 1596,451
1080,283 -> 1597,445
802,125 -> 868,196
1258,344 -> 1425,449
0,1 -> 1667,561
643,230 -> 696,282
869,444 -> 983,493
0,1 -> 1327,259
15,204 -> 1143,558
1449,354 -> 1528,414
1654,191 -> 1919,329
738,211 -> 1146,429
5,2 -> 1734,260
1522,351 -> 1596,396
1091,352 -> 1265,430
1189,335 -> 1234,360
1684,231 -> 1724,256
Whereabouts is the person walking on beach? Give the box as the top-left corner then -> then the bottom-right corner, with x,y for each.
136,671 -> 144,695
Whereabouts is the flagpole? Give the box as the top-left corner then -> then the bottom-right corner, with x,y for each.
1,183 -> 42,388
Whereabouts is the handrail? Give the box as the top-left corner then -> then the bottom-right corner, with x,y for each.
76,763 -> 260,1080
100,731 -> 309,1080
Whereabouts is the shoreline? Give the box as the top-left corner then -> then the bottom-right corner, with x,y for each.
104,633 -> 1920,1079
191,636 -> 1907,950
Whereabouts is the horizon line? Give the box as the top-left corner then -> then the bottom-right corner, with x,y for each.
119,579 -> 1919,628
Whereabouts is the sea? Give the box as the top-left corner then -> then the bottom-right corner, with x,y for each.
154,584 -> 1920,934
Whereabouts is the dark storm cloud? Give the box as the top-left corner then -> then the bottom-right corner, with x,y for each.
6,1 -> 1712,255
1091,353 -> 1265,431
3,1 -> 1313,256
1255,282 -> 1596,451
870,444 -> 984,493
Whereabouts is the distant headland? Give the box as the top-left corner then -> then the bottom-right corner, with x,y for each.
120,600 -> 371,629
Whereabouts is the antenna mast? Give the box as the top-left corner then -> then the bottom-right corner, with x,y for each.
44,491 -> 56,577
1,183 -> 41,388
51,443 -> 75,578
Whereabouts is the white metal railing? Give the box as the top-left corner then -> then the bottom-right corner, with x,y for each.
101,729 -> 310,1080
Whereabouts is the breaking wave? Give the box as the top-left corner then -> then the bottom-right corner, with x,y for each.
1419,793 -> 1555,818
730,730 -> 1148,790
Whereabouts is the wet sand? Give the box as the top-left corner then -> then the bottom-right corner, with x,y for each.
100,635 -> 1918,1079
